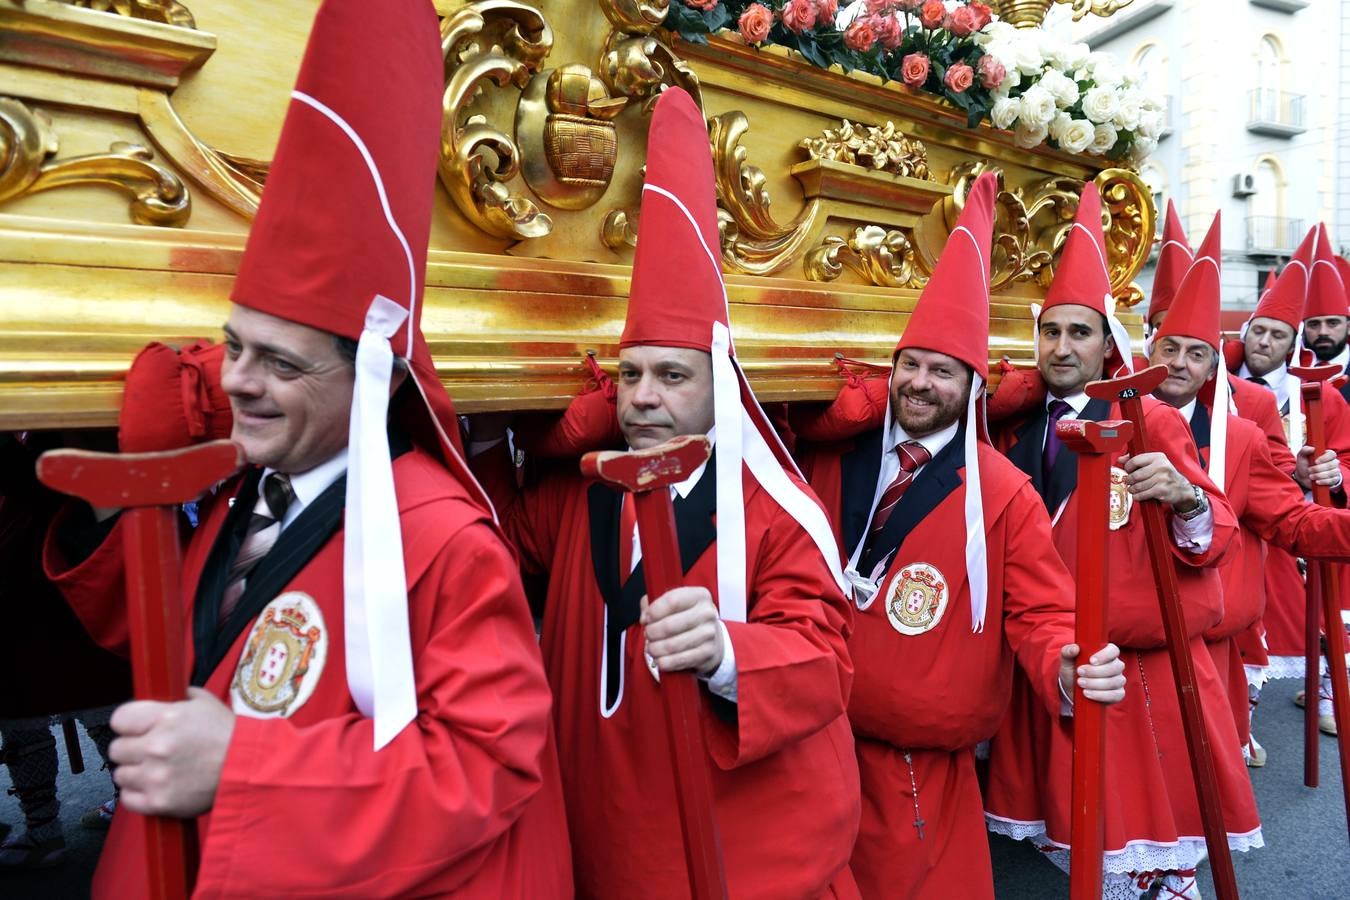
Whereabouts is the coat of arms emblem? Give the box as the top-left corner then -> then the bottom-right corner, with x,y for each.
1108,466 -> 1133,531
886,562 -> 948,635
231,592 -> 327,718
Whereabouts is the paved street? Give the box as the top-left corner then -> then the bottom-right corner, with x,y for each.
3,678 -> 1349,898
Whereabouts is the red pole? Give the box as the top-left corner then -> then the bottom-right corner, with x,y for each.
37,441 -> 243,900
582,436 -> 727,899
1086,366 -> 1239,900
1058,419 -> 1134,900
1293,367 -> 1350,840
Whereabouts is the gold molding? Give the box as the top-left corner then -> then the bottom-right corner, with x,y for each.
806,225 -> 914,287
798,120 -> 932,182
57,0 -> 196,28
0,97 -> 191,226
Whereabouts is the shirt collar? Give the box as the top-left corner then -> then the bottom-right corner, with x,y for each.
887,415 -> 959,461
1179,398 -> 1198,422
672,426 -> 714,499
1328,343 -> 1350,373
1047,390 -> 1090,415
265,448 -> 349,516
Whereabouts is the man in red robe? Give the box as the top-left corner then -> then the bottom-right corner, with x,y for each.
470,88 -> 860,899
793,173 -> 1125,899
41,2 -> 571,896
1148,213 -> 1350,765
983,184 -> 1255,899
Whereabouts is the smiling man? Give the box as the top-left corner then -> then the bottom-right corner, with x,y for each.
469,88 -> 860,899
41,2 -> 570,896
985,186 -> 1254,900
795,173 -> 1124,900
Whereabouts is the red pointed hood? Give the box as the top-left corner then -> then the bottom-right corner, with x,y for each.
1259,270 -> 1276,304
620,88 -> 726,353
1146,199 -> 1193,323
1155,212 -> 1222,351
1305,223 -> 1348,320
1250,227 -> 1315,331
894,172 -> 998,381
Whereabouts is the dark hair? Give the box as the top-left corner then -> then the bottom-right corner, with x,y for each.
332,334 -> 408,373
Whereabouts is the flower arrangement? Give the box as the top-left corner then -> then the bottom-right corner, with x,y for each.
666,0 -> 1165,164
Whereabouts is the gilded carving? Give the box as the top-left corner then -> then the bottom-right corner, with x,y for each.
600,207 -> 638,250
440,0 -> 554,239
0,97 -> 190,226
598,0 -> 670,33
56,0 -> 196,28
798,120 -> 932,182
710,110 -> 822,275
517,64 -> 626,211
1094,167 -> 1153,307
806,225 -> 914,288
600,31 -> 700,106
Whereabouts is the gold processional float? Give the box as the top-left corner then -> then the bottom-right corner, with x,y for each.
0,0 -> 1155,430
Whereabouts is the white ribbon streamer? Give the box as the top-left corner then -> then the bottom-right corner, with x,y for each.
711,322 -> 748,624
345,295 -> 416,750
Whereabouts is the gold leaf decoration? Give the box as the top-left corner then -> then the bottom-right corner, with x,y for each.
798,120 -> 932,182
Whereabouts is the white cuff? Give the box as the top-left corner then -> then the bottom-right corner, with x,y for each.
1171,503 -> 1214,554
700,619 -> 738,703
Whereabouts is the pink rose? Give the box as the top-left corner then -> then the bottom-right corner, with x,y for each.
863,0 -> 893,13
970,2 -> 993,31
900,52 -> 930,87
844,19 -> 878,52
872,14 -> 904,50
895,0 -> 923,10
781,0 -> 817,33
919,0 -> 945,29
943,61 -> 974,93
682,0 -> 719,10
817,0 -> 839,21
738,2 -> 773,44
977,54 -> 1006,89
948,6 -> 978,36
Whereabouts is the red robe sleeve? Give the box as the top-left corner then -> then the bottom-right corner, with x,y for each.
43,505 -> 133,657
199,523 -> 556,897
1237,376 -> 1296,475
999,481 -> 1077,719
469,442 -> 569,577
1242,432 -> 1350,559
1145,401 -> 1237,569
705,491 -> 854,769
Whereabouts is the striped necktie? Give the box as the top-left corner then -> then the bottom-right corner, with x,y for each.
220,473 -> 295,623
866,440 -> 931,547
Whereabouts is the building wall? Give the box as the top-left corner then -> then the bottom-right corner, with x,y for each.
1054,0 -> 1340,313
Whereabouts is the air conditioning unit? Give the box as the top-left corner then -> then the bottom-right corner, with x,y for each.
1232,172 -> 1257,197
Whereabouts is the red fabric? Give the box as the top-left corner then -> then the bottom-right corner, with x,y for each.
118,340 -> 232,452
44,450 -> 572,898
789,357 -> 889,441
620,88 -> 726,354
1229,374 -> 1294,473
514,354 -> 623,457
987,402 -> 1259,861
1042,183 -> 1112,316
802,436 -> 1074,896
986,362 -> 1045,423
1154,212 -> 1221,351
1251,228 -> 1317,330
1147,199 -> 1192,323
1206,639 -> 1250,755
474,446 -> 861,899
1260,270 -> 1276,303
894,172 -> 998,380
1305,222 -> 1349,319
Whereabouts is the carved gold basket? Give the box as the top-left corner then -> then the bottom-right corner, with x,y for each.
0,0 -> 1155,429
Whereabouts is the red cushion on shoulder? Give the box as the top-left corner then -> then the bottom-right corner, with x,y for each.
119,340 -> 233,452
789,357 -> 890,442
986,360 -> 1046,423
1221,339 -> 1245,374
513,353 -> 623,457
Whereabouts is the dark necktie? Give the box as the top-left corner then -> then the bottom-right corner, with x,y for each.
220,472 -> 295,622
1247,375 -> 1269,388
1042,400 -> 1074,486
864,441 -> 931,557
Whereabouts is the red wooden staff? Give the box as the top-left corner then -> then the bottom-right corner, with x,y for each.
37,441 -> 243,900
581,434 -> 727,900
1290,363 -> 1350,837
1084,365 -> 1239,900
1057,418 -> 1134,900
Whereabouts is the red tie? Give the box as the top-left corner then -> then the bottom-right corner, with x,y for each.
868,440 -> 931,541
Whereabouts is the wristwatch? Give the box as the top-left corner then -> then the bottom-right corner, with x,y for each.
1176,484 -> 1208,521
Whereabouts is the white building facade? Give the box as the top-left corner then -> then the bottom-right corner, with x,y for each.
1052,0 -> 1346,312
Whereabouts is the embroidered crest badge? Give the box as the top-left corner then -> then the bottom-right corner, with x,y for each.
231,592 -> 327,719
886,562 -> 948,635
1281,414 -> 1291,445
1108,466 -> 1133,531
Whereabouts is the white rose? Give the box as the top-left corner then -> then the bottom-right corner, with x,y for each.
1006,37 -> 1044,76
1089,122 -> 1118,155
1057,118 -> 1095,154
1064,42 -> 1090,70
991,96 -> 1021,130
1049,111 -> 1073,142
1014,118 -> 1049,149
1038,33 -> 1066,68
1018,85 -> 1056,128
1081,86 -> 1119,125
1039,69 -> 1080,108
1002,67 -> 1022,90
1114,94 -> 1142,131
1128,135 -> 1158,163
1136,109 -> 1164,139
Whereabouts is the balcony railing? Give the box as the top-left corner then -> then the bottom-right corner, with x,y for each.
1246,215 -> 1304,255
1248,89 -> 1307,136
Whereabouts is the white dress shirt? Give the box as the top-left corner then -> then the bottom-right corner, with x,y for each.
1238,359 -> 1290,414
263,448 -> 349,532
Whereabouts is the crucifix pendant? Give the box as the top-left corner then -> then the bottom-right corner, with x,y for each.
912,814 -> 926,840
902,750 -> 925,841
